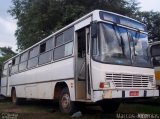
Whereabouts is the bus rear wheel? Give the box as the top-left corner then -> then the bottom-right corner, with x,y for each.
11,89 -> 17,104
11,89 -> 25,105
59,87 -> 76,114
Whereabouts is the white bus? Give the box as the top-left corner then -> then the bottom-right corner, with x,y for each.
150,41 -> 160,90
1,10 -> 159,113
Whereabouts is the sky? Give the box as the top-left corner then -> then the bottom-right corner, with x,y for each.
0,0 -> 17,51
0,0 -> 160,52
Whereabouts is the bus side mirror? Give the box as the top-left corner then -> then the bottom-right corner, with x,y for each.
150,44 -> 160,57
91,21 -> 97,38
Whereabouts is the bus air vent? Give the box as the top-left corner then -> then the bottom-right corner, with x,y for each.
106,73 -> 153,89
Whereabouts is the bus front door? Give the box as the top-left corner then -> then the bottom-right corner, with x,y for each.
76,27 -> 91,100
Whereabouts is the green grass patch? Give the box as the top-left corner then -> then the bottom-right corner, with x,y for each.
119,103 -> 160,114
0,100 -> 160,119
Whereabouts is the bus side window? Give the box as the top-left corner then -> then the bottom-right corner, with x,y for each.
2,69 -> 7,77
39,39 -> 53,65
78,29 -> 86,58
12,59 -> 15,66
11,56 -> 19,74
54,27 -> 74,60
55,34 -> 63,47
28,46 -> 39,68
19,51 -> 28,71
46,38 -> 54,51
40,42 -> 46,53
64,27 -> 74,43
54,45 -> 65,60
2,63 -> 8,77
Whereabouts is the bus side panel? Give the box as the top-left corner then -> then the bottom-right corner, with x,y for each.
9,58 -> 75,100
1,87 -> 7,96
65,80 -> 75,101
14,82 -> 54,99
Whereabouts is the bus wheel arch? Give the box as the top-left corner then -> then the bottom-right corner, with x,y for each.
54,82 -> 68,100
11,87 -> 17,104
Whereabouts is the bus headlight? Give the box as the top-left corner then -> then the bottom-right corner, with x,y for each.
148,81 -> 156,88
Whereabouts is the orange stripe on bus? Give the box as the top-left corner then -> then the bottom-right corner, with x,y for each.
155,71 -> 160,80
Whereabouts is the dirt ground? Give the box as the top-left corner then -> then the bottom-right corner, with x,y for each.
0,98 -> 160,119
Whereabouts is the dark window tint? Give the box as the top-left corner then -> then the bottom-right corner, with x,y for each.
28,57 -> 38,68
12,57 -> 19,65
20,52 -> 28,62
39,51 -> 52,65
55,34 -> 63,46
12,59 -> 15,65
40,43 -> 46,53
29,46 -> 39,58
64,27 -> 74,43
54,45 -> 65,60
151,44 -> 160,57
153,56 -> 160,66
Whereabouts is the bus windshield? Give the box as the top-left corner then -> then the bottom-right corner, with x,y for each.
92,23 -> 152,68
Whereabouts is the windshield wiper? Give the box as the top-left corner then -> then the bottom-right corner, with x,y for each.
114,26 -> 125,56
134,31 -> 140,56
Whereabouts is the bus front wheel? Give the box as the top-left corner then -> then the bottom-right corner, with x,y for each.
59,87 -> 76,114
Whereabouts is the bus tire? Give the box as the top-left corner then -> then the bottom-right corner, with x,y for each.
100,101 -> 120,113
59,87 -> 76,114
11,89 -> 18,105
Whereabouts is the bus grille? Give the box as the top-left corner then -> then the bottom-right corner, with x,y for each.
106,73 -> 154,88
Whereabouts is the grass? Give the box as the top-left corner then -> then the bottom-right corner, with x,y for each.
119,103 -> 160,113
0,99 -> 160,119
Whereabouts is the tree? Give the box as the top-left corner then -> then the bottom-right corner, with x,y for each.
0,47 -> 16,76
136,11 -> 160,42
9,0 -> 140,50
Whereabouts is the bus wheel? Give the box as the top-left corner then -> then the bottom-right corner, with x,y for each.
11,89 -> 17,104
100,101 -> 120,113
59,87 -> 76,114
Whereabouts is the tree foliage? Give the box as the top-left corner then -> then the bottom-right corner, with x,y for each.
136,11 -> 160,42
0,47 -> 16,76
9,0 -> 141,50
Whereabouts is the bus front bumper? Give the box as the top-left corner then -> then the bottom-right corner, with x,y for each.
93,89 -> 159,102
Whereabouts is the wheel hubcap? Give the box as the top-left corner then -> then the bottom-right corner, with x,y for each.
61,94 -> 70,109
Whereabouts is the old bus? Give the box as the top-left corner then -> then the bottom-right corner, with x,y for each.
150,41 -> 160,90
1,10 -> 159,113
